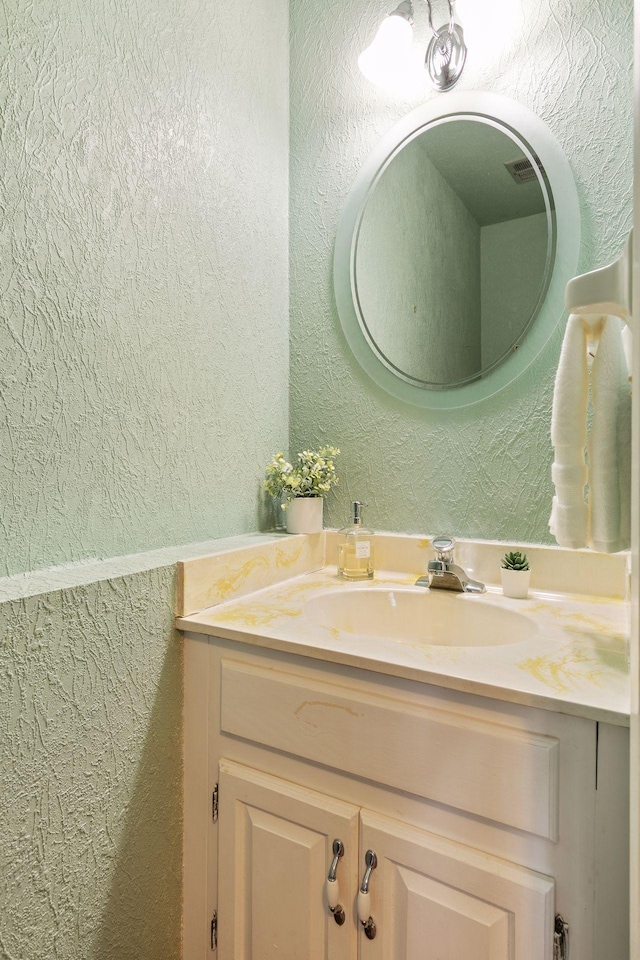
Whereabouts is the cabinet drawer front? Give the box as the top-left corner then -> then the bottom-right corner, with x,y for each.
220,660 -> 559,839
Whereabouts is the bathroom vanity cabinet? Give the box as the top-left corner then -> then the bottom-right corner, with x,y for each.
183,632 -> 629,960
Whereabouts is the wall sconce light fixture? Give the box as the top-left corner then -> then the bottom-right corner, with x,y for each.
358,0 -> 467,92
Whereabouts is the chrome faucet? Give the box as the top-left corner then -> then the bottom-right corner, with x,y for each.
415,536 -> 485,594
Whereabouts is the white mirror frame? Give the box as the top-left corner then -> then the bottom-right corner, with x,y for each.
334,91 -> 580,410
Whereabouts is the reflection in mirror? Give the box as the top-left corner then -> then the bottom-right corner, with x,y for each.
354,117 -> 555,389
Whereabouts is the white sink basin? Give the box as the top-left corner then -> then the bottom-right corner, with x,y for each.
304,587 -> 536,647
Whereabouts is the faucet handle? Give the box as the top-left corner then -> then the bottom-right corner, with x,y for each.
432,535 -> 455,562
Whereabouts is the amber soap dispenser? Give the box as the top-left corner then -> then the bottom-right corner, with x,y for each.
337,501 -> 375,580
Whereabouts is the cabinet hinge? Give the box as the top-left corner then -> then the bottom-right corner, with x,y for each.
212,784 -> 219,823
211,911 -> 218,951
553,914 -> 569,960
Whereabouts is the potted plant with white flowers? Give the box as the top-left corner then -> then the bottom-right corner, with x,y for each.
264,446 -> 340,534
501,550 -> 531,599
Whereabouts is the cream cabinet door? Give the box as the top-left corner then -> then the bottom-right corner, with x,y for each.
217,760 -> 360,960
357,809 -> 555,960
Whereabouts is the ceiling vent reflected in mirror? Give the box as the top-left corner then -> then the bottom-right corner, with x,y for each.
505,156 -> 547,185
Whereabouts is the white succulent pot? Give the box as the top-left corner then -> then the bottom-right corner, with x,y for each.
285,496 -> 324,534
501,568 -> 531,599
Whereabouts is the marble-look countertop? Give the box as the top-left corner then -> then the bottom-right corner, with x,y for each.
177,566 -> 630,727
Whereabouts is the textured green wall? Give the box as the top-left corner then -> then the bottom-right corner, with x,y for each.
289,0 -> 633,543
0,0 -> 289,957
1,567 -> 182,959
0,0 -> 289,578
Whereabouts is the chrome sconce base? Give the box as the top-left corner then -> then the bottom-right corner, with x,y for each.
425,20 -> 466,91
423,0 -> 467,91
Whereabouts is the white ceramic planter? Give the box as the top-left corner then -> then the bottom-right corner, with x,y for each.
501,568 -> 531,599
285,497 -> 324,534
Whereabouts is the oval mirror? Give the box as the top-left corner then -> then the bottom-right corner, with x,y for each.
334,92 -> 580,409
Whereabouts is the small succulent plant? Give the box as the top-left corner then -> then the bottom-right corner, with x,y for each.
501,550 -> 530,572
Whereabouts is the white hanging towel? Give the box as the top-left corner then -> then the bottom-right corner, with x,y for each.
549,315 -> 590,549
588,316 -> 631,552
550,314 -> 631,553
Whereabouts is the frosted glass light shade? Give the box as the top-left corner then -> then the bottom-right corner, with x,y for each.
358,14 -> 414,88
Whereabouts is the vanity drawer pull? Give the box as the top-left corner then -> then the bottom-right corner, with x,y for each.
357,850 -> 377,940
325,838 -> 346,925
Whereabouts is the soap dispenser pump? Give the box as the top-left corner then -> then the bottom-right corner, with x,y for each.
337,501 -> 375,581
